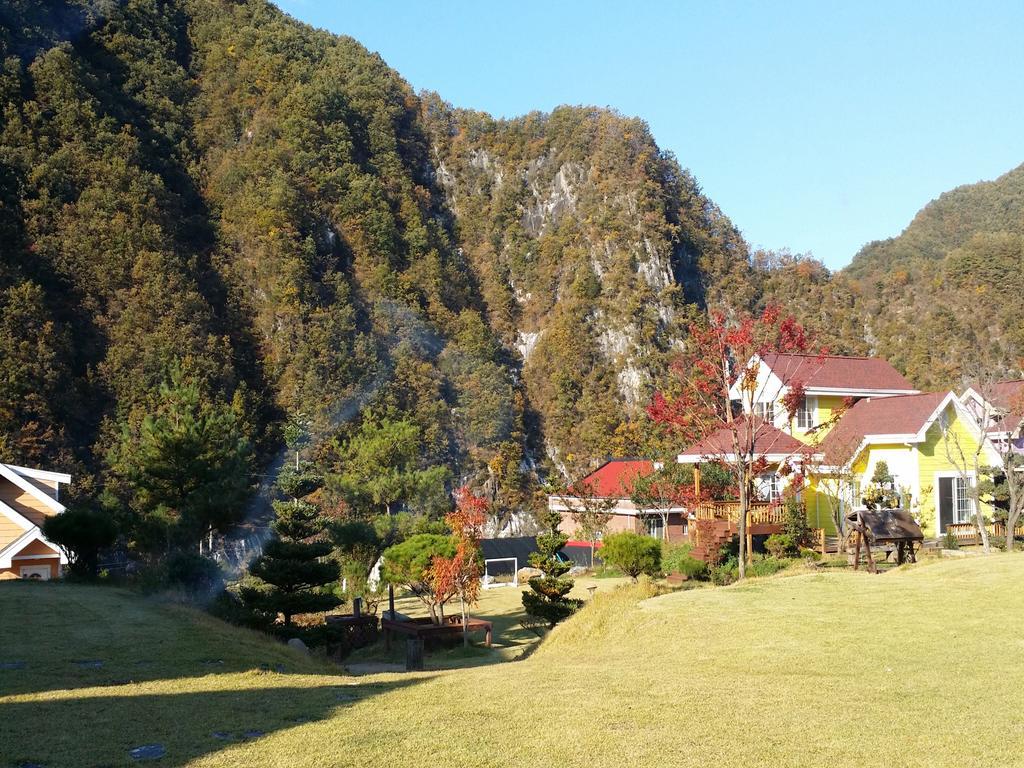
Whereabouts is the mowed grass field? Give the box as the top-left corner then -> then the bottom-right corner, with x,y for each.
3,556 -> 1024,767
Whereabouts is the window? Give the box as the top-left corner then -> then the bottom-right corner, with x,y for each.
754,401 -> 775,423
796,396 -> 816,430
758,473 -> 781,502
645,515 -> 664,539
850,479 -> 862,508
953,477 -> 974,523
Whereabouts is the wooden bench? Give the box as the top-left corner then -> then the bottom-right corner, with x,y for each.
382,617 -> 494,670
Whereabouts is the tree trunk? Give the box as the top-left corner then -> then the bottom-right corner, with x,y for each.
1007,483 -> 1021,552
971,460 -> 990,553
590,539 -> 595,569
737,481 -> 748,580
460,594 -> 468,647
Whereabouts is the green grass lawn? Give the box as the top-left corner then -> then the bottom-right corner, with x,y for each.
3,556 -> 1024,767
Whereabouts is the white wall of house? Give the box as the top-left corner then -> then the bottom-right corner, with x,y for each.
728,355 -> 787,425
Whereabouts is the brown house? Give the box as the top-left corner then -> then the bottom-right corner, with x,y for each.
0,463 -> 72,580
550,459 -> 689,543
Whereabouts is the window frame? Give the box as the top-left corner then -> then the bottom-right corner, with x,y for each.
796,396 -> 816,430
953,476 -> 974,523
754,401 -> 776,424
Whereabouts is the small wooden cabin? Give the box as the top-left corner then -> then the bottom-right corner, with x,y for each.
0,463 -> 72,580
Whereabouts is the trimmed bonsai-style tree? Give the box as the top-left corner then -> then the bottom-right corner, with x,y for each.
381,533 -> 457,624
241,446 -> 340,630
242,498 -> 341,628
598,532 -> 662,583
522,509 -> 583,627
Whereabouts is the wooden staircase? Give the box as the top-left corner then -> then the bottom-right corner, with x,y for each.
690,518 -> 737,563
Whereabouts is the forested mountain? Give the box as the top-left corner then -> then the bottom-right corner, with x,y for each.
1,0 -> 1020,527
0,0 -> 762,517
839,164 -> 1024,388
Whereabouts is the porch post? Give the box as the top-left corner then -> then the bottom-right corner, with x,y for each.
746,508 -> 753,563
693,465 -> 701,498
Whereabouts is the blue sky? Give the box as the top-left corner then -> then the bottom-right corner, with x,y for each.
274,1 -> 1024,269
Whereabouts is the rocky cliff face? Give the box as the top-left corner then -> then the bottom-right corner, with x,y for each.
421,100 -> 748,467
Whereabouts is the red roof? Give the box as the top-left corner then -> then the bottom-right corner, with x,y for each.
571,459 -> 654,498
679,419 -> 807,460
762,353 -> 916,392
980,380 -> 1024,435
818,391 -> 950,463
987,380 -> 1024,410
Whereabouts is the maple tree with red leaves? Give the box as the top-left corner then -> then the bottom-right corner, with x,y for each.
431,486 -> 489,646
647,305 -> 824,578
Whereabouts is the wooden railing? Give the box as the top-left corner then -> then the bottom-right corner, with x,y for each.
692,501 -> 785,526
947,521 -> 1024,544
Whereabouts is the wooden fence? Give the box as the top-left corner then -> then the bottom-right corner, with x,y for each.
945,521 -> 1024,544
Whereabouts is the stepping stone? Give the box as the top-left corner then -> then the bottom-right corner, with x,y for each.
0,661 -> 26,670
242,730 -> 265,739
73,659 -> 104,669
129,744 -> 166,761
211,732 -> 232,741
200,659 -> 224,666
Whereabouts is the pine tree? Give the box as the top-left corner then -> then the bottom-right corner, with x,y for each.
107,365 -> 252,553
241,451 -> 340,629
522,509 -> 583,627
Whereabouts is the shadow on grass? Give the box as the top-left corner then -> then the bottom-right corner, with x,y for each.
0,581 -> 332,697
1,675 -> 427,768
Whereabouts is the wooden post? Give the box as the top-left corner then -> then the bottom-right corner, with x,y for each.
853,530 -> 861,571
693,465 -> 701,498
819,527 -> 826,556
405,637 -> 424,671
746,509 -> 753,563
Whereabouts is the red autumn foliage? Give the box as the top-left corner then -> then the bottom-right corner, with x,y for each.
646,304 -> 825,577
431,486 -> 488,628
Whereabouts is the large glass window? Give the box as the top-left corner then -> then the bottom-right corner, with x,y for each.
645,515 -> 665,539
953,477 -> 974,523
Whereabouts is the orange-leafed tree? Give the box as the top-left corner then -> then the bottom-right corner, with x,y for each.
432,486 -> 488,646
647,305 -> 822,579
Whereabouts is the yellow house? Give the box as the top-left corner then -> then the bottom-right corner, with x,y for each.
0,463 -> 72,580
806,391 -> 999,538
729,352 -> 921,504
731,352 -> 920,443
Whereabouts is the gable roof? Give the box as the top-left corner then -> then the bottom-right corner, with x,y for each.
761,353 -> 917,394
677,419 -> 810,463
963,380 -> 1024,437
817,391 -> 980,465
570,459 -> 655,498
0,462 -> 65,514
5,464 -> 72,485
0,526 -> 66,568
